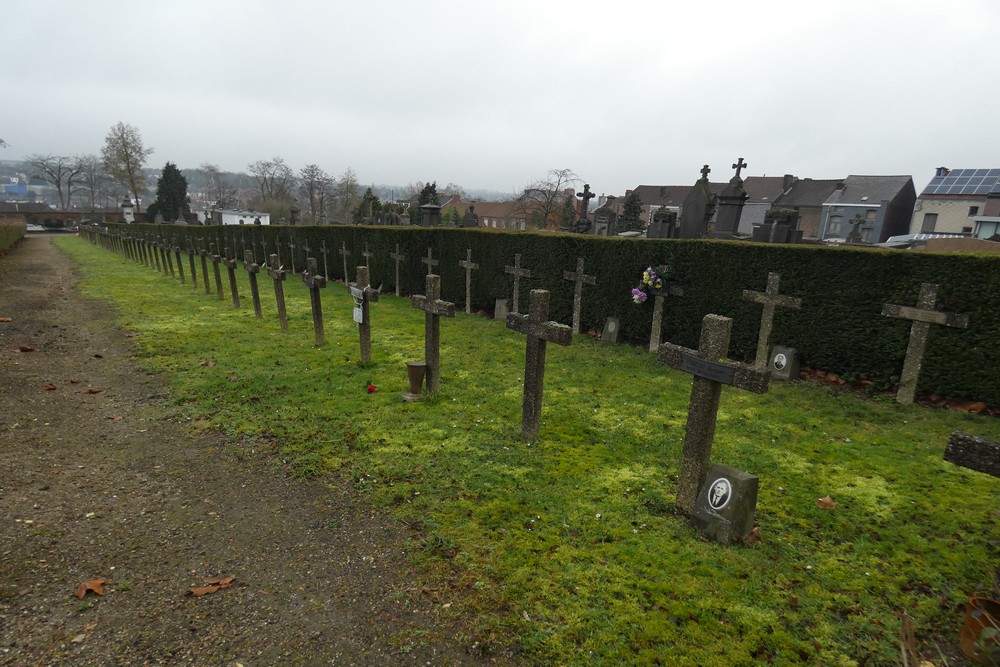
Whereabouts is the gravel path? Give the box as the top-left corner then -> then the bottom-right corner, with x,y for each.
0,236 -> 504,666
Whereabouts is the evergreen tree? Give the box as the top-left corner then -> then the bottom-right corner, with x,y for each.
352,187 -> 381,223
412,181 -> 439,225
622,190 -> 643,222
146,162 -> 190,222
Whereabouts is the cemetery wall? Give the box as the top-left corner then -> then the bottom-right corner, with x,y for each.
0,219 -> 26,251
115,223 -> 1000,406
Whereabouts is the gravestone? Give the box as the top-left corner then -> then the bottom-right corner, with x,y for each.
302,257 -> 328,347
573,184 -> 595,233
601,317 -> 620,344
187,239 -> 199,289
647,266 -> 685,353
287,237 -> 298,275
691,463 -> 759,544
882,283 -> 970,404
944,432 -> 1000,478
222,245 -> 241,308
151,237 -> 162,273
266,254 -> 288,332
411,274 -> 456,393
742,272 -> 802,367
210,243 -> 225,300
658,314 -> 770,514
349,265 -> 379,365
711,157 -> 749,239
648,209 -> 677,239
198,240 -> 212,295
458,249 -> 479,314
562,257 -> 596,335
161,238 -> 175,278
421,247 -> 439,276
243,250 -> 263,318
390,243 -> 406,296
462,204 -> 480,228
769,345 -> 800,381
494,299 -> 509,321
339,241 -> 351,283
678,165 -> 717,239
506,290 -> 573,440
504,253 -> 532,314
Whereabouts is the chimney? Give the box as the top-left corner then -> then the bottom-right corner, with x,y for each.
935,166 -> 951,177
782,174 -> 797,191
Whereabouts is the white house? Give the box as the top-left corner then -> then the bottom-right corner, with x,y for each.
197,209 -> 271,225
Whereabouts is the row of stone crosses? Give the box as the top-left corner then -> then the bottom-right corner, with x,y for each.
86,227 -> 970,544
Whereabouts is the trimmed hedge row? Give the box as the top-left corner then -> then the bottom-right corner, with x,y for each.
0,220 -> 26,252
106,223 -> 1000,405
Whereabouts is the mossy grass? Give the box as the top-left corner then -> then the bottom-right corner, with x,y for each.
59,237 -> 1000,666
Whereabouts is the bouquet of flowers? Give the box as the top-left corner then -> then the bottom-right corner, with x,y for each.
631,266 -> 665,304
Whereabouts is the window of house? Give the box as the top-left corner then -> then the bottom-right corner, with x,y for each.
921,213 -> 938,232
962,226 -> 972,234
969,206 -> 979,216
865,209 -> 877,220
827,215 -> 843,236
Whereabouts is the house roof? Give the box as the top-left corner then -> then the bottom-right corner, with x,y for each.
742,176 -> 788,203
466,200 -> 521,219
824,175 -> 913,206
0,202 -> 52,213
773,179 -> 844,207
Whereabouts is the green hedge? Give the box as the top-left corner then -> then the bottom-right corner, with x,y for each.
96,223 -> 1000,405
0,220 -> 26,251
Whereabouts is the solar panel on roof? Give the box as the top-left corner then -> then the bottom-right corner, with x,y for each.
922,169 -> 1000,195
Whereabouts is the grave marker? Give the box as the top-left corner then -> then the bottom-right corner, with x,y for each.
411,274 -> 456,393
504,253 -> 532,314
302,257 -> 327,347
172,241 -> 185,284
287,237 -> 298,275
362,243 -> 374,272
349,265 -> 379,364
187,239 -> 198,289
198,240 -> 212,295
691,463 -> 759,544
319,240 -> 330,279
507,289 -> 573,440
390,243 -> 406,296
421,247 -> 439,276
339,241 -> 351,283
562,257 -> 596,334
647,266 -> 685,352
209,243 -> 225,300
151,236 -> 162,273
742,272 -> 802,367
458,248 -> 479,314
882,283 -> 969,404
222,245 -> 241,308
243,250 -> 263,318
266,254 -> 289,332
658,314 -> 770,514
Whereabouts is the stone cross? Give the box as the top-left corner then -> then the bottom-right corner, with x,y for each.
209,242 -> 224,300
243,250 -> 263,318
658,314 -> 770,514
287,237 -> 298,275
198,239 -> 212,295
576,184 -> 595,218
362,243 -> 374,271
504,253 -> 532,314
301,257 -> 328,347
187,239 -> 198,289
647,266 -> 685,353
319,240 -> 330,279
506,289 -> 573,440
421,247 -> 439,276
700,164 -> 711,180
742,272 -> 802,367
349,266 -> 380,365
151,236 -> 162,273
732,157 -> 748,179
159,237 -> 173,278
303,238 -> 312,267
390,243 -> 406,296
339,241 -> 351,283
172,241 -> 185,284
458,248 -> 479,315
411,274 -> 456,394
562,257 -> 596,335
882,283 -> 969,404
266,254 -> 289,332
222,245 -> 241,308
258,236 -> 268,268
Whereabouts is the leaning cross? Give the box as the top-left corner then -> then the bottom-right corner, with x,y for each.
390,243 -> 407,296
411,274 -> 456,393
222,245 -> 241,309
506,289 -> 573,440
882,283 -> 969,404
732,157 -> 748,179
301,257 -> 328,347
458,248 -> 479,314
266,254 -> 289,332
647,265 -> 685,353
339,241 -> 351,283
742,272 -> 802,367
562,257 -> 596,335
209,242 -> 225,300
421,247 -> 439,276
349,266 -> 380,365
243,250 -> 263,318
504,253 -> 532,314
658,314 -> 770,514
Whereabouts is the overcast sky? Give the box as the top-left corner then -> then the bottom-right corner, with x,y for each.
3,0 -> 997,197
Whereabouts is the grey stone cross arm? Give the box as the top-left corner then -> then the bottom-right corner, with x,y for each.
658,341 -> 770,394
506,310 -> 573,346
412,276 -> 456,317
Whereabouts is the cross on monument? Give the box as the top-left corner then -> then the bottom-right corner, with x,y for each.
658,314 -> 770,514
243,250 -> 263,318
209,242 -> 225,300
411,274 -> 456,393
732,157 -> 748,180
339,241 -> 351,283
576,184 -> 595,219
562,257 -> 596,335
700,164 -> 711,180
458,248 -> 479,315
349,265 -> 380,365
647,265 -> 685,353
742,272 -> 802,367
421,247 -> 439,276
319,240 -> 330,280
507,289 -> 573,440
390,243 -> 407,296
222,244 -> 241,309
882,283 -> 969,404
266,254 -> 289,332
504,253 -> 532,314
301,257 -> 328,347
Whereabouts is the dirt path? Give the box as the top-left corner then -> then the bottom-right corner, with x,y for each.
0,236 -> 500,666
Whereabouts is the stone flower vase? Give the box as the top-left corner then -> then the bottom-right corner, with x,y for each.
401,362 -> 427,402
960,596 -> 1000,664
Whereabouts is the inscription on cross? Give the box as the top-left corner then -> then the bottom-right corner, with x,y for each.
506,290 -> 573,440
562,257 -> 596,335
390,243 -> 406,296
349,265 -> 380,365
266,254 -> 289,332
411,274 -> 456,393
421,247 -> 439,276
458,248 -> 479,314
243,250 -> 263,318
658,314 -> 770,514
742,272 -> 802,367
882,283 -> 969,404
302,257 -> 328,347
504,253 -> 532,314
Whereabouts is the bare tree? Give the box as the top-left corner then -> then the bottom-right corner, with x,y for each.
101,121 -> 154,212
76,154 -> 108,211
247,157 -> 295,203
510,168 -> 580,230
22,154 -> 84,209
334,167 -> 360,222
298,164 -> 333,223
200,163 -> 238,209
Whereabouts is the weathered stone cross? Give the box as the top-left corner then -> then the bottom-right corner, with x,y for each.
362,243 -> 374,271
287,237 -> 298,275
882,283 -> 969,404
198,239 -> 211,295
411,274 -> 455,393
319,240 -> 330,279
209,242 -> 225,300
222,244 -> 241,308
186,239 -> 198,289
562,257 -> 596,334
458,248 -> 479,314
576,184 -> 595,217
658,314 -> 770,514
700,164 -> 711,180
506,289 -> 573,440
301,257 -> 328,347
421,247 -> 439,276
339,241 -> 351,283
732,157 -> 748,179
742,272 -> 802,366
647,265 -> 685,353
390,243 -> 406,296
504,253 -> 532,314
172,240 -> 185,284
243,250 -> 263,318
266,254 -> 289,332
349,265 -> 380,365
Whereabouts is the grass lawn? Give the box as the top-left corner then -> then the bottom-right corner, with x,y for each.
59,237 -> 1000,666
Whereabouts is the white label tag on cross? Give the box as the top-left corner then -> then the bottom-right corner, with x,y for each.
353,306 -> 364,324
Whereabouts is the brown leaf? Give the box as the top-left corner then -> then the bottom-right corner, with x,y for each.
198,359 -> 216,367
187,585 -> 220,597
93,354 -> 103,359
69,379 -> 82,384
18,346 -> 35,352
248,397 -> 260,404
74,578 -> 108,599
104,415 -> 123,421
817,495 -> 838,510
43,383 -> 57,391
86,388 -> 104,394
82,621 -> 98,632
0,317 -> 12,322
203,576 -> 235,589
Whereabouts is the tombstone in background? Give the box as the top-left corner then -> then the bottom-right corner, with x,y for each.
349,265 -> 380,365
504,253 -> 532,314
754,208 -> 800,244
742,272 -> 802,367
562,257 -> 596,335
710,157 -> 749,239
266,254 -> 289,332
462,204 -> 480,228
601,317 -> 620,344
302,257 -> 328,347
421,203 -> 442,227
572,184 -> 595,233
289,206 -> 301,226
882,283 -> 970,404
691,464 -> 759,544
411,274 -> 456,393
494,298 -> 509,321
647,209 -> 678,239
339,241 -> 351,283
507,290 -> 573,440
243,250 -> 263,318
678,165 -> 716,239
658,314 -> 770,514
592,196 -> 617,236
845,213 -> 865,243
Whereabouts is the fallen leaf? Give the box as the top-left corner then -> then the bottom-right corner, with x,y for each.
93,354 -> 103,359
0,317 -> 12,322
74,578 -> 108,599
187,585 -> 220,597
86,388 -> 104,394
198,359 -> 216,367
70,634 -> 87,644
43,383 -> 57,391
69,379 -> 82,384
18,346 -> 35,352
248,397 -> 260,403
104,415 -> 123,420
817,495 -> 838,510
203,576 -> 235,589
